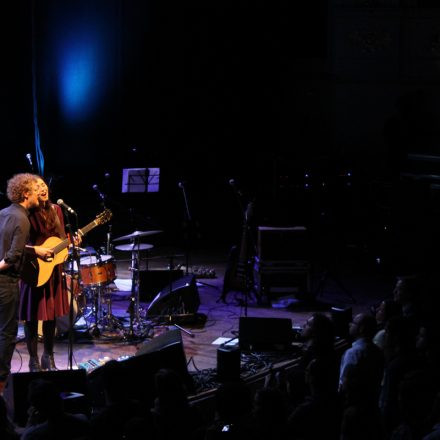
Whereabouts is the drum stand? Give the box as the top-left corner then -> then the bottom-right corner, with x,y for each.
96,285 -> 125,335
85,284 -> 124,338
85,286 -> 102,338
125,240 -> 151,340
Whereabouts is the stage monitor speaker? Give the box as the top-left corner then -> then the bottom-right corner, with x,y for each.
88,329 -> 193,408
239,317 -> 293,352
146,274 -> 200,317
3,369 -> 88,427
139,269 -> 184,301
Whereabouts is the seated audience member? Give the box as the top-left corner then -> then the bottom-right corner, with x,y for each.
373,299 -> 402,350
90,360 -> 147,440
205,380 -> 255,440
21,379 -> 90,440
339,364 -> 383,440
393,275 -> 422,327
391,370 -> 437,440
423,392 -> 440,440
416,320 -> 440,373
288,358 -> 341,440
380,315 -> 423,436
0,395 -> 19,439
151,368 -> 204,440
339,313 -> 384,404
287,313 -> 338,408
253,386 -> 288,439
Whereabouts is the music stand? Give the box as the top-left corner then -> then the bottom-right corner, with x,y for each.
122,168 -> 160,193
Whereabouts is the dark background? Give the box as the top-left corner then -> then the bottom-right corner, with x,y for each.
1,1 -> 440,274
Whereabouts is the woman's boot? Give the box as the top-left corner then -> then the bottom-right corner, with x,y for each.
25,321 -> 41,372
41,320 -> 58,371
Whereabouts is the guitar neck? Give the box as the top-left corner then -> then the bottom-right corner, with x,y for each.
52,220 -> 100,255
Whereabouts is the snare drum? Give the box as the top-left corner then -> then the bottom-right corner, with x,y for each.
79,255 -> 116,287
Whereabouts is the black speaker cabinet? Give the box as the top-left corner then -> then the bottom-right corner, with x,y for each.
88,329 -> 193,408
139,269 -> 184,301
239,317 -> 293,352
4,369 -> 88,427
146,274 -> 200,317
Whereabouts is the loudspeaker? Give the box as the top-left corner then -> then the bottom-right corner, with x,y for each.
146,274 -> 200,316
139,269 -> 184,301
3,369 -> 88,427
239,317 -> 293,352
217,345 -> 241,382
88,329 -> 193,408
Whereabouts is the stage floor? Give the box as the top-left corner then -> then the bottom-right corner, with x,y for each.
11,245 -> 393,377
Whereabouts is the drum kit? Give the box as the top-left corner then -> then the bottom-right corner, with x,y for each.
62,229 -> 162,340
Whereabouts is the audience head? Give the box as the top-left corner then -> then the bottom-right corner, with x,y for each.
154,368 -> 187,409
253,386 -> 287,426
349,313 -> 377,341
375,299 -> 401,326
215,380 -> 252,423
101,360 -> 128,404
305,357 -> 334,395
393,275 -> 420,308
384,316 -> 416,358
416,319 -> 440,364
28,379 -> 63,419
302,312 -> 335,348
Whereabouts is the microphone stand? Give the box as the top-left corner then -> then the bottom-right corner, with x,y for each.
63,210 -> 79,370
178,183 -> 191,276
179,183 -> 216,289
94,187 -> 113,256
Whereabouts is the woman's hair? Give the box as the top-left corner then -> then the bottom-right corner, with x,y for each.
34,176 -> 58,230
6,173 -> 36,203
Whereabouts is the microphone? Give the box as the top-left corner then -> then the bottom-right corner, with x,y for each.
57,199 -> 77,215
178,181 -> 185,189
92,184 -> 105,200
26,153 -> 33,169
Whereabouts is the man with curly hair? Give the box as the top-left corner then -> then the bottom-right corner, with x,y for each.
0,173 -> 53,390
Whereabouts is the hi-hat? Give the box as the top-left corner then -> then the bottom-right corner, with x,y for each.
113,230 -> 163,242
114,243 -> 154,251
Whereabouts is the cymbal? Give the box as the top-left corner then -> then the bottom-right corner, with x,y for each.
113,230 -> 163,242
114,243 -> 154,251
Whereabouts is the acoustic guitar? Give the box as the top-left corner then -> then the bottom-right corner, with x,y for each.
21,209 -> 112,287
